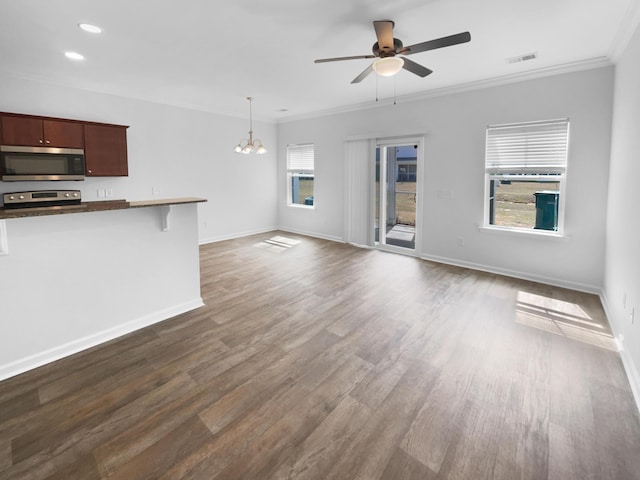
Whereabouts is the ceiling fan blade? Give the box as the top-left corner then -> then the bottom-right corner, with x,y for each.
314,55 -> 375,63
373,20 -> 395,51
402,58 -> 433,77
351,64 -> 374,84
399,31 -> 471,55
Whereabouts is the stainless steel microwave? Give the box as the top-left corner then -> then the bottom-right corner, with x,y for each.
1,145 -> 86,181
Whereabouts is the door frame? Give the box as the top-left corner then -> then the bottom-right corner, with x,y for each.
374,135 -> 424,256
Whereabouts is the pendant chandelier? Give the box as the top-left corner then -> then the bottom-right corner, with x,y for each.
234,97 -> 267,155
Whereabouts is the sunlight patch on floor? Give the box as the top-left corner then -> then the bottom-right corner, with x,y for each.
253,235 -> 301,253
515,291 -> 617,351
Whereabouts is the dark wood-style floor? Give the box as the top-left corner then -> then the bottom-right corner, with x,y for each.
2,231 -> 640,479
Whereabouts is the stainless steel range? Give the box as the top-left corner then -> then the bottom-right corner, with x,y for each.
2,190 -> 82,209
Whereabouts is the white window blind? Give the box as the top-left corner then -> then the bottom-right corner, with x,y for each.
485,119 -> 569,174
287,143 -> 314,172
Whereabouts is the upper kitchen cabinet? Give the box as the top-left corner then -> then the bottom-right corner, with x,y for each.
84,124 -> 128,177
0,114 -> 84,148
0,112 -> 129,178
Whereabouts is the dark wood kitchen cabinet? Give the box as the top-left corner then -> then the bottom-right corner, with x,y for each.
0,114 -> 84,148
84,124 -> 128,177
0,112 -> 129,177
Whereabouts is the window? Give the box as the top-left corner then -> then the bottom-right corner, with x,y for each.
484,119 -> 569,233
287,143 -> 314,207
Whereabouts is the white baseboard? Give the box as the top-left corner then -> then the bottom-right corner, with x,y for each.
277,226 -> 345,244
420,253 -> 601,295
347,242 -> 374,250
199,226 -> 277,245
618,345 -> 640,414
0,298 -> 204,382
599,292 -> 640,414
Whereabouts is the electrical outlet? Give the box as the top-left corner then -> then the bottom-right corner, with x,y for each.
97,189 -> 106,199
152,187 -> 161,195
437,189 -> 454,200
456,236 -> 465,246
631,307 -> 635,325
105,188 -> 113,198
623,292 -> 627,309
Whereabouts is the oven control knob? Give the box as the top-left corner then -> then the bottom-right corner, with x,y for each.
18,195 -> 25,200
73,192 -> 79,197
64,193 -> 70,198
9,195 -> 15,200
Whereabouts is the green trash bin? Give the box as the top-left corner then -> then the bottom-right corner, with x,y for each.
534,191 -> 559,231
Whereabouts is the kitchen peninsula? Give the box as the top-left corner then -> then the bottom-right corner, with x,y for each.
0,197 -> 207,380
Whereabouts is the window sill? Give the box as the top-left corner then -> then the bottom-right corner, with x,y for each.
287,204 -> 315,210
478,225 -> 569,241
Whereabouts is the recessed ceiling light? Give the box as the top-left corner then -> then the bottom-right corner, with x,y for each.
65,51 -> 85,61
79,23 -> 102,34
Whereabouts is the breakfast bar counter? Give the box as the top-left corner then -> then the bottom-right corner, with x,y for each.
0,197 -> 207,220
0,197 -> 206,380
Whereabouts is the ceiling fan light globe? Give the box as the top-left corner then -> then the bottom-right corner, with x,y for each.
372,57 -> 404,77
234,144 -> 243,153
256,144 -> 267,154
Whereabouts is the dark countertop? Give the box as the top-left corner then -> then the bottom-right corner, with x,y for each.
0,197 -> 207,220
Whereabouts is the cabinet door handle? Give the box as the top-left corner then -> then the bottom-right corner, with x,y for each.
87,169 -> 92,174
45,140 -> 50,144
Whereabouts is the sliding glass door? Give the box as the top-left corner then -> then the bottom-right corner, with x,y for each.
375,141 -> 420,252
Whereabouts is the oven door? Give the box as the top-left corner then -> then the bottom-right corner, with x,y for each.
1,146 -> 85,181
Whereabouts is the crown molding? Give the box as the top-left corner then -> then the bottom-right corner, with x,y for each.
277,57 -> 613,124
0,71 -> 277,124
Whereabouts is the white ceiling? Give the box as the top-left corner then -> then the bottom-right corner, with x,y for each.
0,0 -> 638,122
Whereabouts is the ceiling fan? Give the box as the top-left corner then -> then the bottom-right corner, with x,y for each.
314,20 -> 471,84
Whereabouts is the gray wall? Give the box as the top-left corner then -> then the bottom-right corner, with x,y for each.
605,23 -> 640,405
277,67 -> 614,292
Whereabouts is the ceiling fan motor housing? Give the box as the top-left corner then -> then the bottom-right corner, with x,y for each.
373,38 -> 403,57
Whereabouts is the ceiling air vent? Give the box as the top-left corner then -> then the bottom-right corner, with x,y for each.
506,52 -> 538,64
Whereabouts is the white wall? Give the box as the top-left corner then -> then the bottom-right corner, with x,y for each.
0,204 -> 203,379
278,67 -> 614,292
605,24 -> 640,403
0,73 -> 278,243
